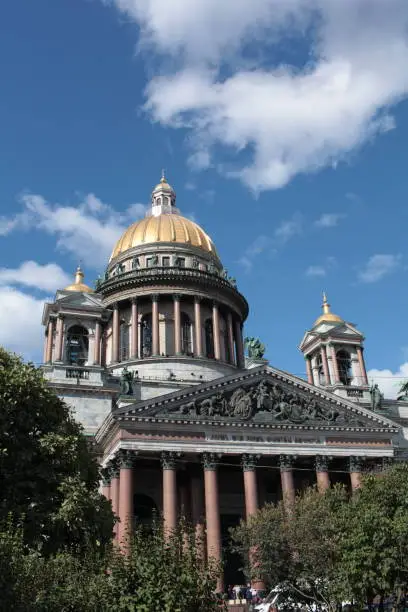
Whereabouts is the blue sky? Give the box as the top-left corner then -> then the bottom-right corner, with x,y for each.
1,0 -> 408,397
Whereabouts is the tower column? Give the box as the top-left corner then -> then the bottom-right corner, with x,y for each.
45,319 -> 54,364
131,298 -> 139,359
118,450 -> 135,549
280,455 -> 295,509
305,356 -> 313,384
356,346 -> 369,385
212,302 -> 221,360
161,452 -> 178,536
315,456 -> 330,493
173,295 -> 182,355
94,321 -> 102,365
203,453 -> 223,592
55,315 -> 64,362
194,297 -> 203,357
227,312 -> 236,365
330,344 -> 340,384
151,294 -> 160,356
321,345 -> 330,385
234,319 -> 245,369
112,303 -> 120,363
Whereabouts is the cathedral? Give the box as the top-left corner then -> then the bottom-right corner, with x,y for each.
41,175 -> 408,588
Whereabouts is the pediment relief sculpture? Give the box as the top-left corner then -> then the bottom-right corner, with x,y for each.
164,380 -> 367,427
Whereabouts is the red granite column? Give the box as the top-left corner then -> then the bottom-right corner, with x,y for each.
330,345 -> 341,384
131,298 -> 139,359
212,302 -> 221,360
55,315 -> 64,362
349,457 -> 362,492
305,356 -> 313,385
203,453 -> 223,592
321,345 -> 330,385
234,319 -> 245,369
191,470 -> 206,562
227,312 -> 236,365
110,460 -> 120,540
194,297 -> 203,357
152,294 -> 160,356
242,455 -> 265,591
279,455 -> 295,509
101,468 -> 111,501
173,295 -> 182,355
112,303 -> 120,363
94,321 -> 102,365
356,346 -> 369,385
315,456 -> 330,493
45,319 -> 54,364
118,450 -> 135,550
162,452 -> 178,536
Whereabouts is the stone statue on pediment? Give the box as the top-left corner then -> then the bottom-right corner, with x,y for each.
120,367 -> 134,395
370,383 -> 383,411
245,337 -> 266,359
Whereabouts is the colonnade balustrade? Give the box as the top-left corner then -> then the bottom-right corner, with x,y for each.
102,452 -> 366,592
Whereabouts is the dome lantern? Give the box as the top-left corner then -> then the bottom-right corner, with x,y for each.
151,170 -> 178,217
313,292 -> 343,326
64,265 -> 94,294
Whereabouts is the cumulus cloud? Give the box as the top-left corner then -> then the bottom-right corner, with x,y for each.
106,0 -> 408,191
314,213 -> 345,228
358,254 -> 401,283
2,193 -> 148,269
0,286 -> 45,361
367,363 -> 408,400
0,261 -> 71,292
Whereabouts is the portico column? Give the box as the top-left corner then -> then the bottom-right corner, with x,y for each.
110,460 -> 120,539
194,297 -> 203,357
321,345 -> 330,385
279,455 -> 295,509
315,456 -> 330,493
55,315 -> 64,362
242,455 -> 265,591
349,457 -> 363,492
101,468 -> 111,501
227,312 -> 236,365
131,298 -> 139,359
305,356 -> 313,385
118,450 -> 135,550
191,470 -> 206,562
203,453 -> 223,592
112,303 -> 120,363
330,344 -> 340,384
234,319 -> 245,369
356,346 -> 369,385
173,295 -> 182,355
152,294 -> 160,356
45,319 -> 54,364
161,452 -> 178,536
212,302 -> 221,360
94,321 -> 102,365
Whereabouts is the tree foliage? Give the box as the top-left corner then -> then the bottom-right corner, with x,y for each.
0,347 -> 114,554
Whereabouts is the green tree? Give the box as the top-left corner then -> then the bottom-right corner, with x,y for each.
0,348 -> 114,554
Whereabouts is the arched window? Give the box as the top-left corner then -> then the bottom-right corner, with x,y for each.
205,318 -> 214,359
66,325 -> 89,366
120,323 -> 129,361
181,312 -> 192,355
316,354 -> 325,385
140,314 -> 152,358
223,327 -> 230,363
337,349 -> 352,385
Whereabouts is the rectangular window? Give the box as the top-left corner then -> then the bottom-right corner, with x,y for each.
162,256 -> 170,267
146,258 -> 153,268
178,258 -> 185,268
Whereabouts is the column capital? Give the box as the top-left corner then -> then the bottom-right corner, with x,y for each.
242,454 -> 260,471
315,455 -> 331,472
100,467 -> 111,486
113,302 -> 119,310
202,452 -> 221,471
382,457 -> 393,471
349,456 -> 364,473
279,454 -> 296,471
108,459 -> 120,479
212,300 -> 219,308
173,293 -> 182,302
161,451 -> 180,470
151,293 -> 160,302
194,295 -> 203,304
57,313 -> 64,320
131,296 -> 138,305
118,449 -> 137,469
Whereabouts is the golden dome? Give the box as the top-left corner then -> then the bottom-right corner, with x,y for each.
64,266 -> 94,293
314,292 -> 343,326
110,214 -> 219,261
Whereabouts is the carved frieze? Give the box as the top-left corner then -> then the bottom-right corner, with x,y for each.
169,379 -> 366,426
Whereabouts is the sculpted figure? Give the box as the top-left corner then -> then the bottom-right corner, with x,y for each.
229,387 -> 254,420
244,337 -> 266,359
370,383 -> 383,411
120,366 -> 134,395
132,256 -> 140,270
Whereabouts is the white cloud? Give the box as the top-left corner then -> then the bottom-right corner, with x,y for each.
237,235 -> 273,272
2,193 -> 148,269
367,363 -> 408,400
315,213 -> 345,228
0,286 -> 45,361
106,0 -> 408,191
305,265 -> 326,277
305,256 -> 336,278
0,261 -> 71,292
274,214 -> 302,244
358,254 -> 401,283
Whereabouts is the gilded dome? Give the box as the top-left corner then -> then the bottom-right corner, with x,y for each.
110,214 -> 219,261
64,266 -> 94,294
314,292 -> 343,326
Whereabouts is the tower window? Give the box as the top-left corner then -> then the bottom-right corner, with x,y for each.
141,314 -> 152,358
66,325 -> 89,366
337,350 -> 352,385
181,313 -> 192,355
316,354 -> 325,385
120,323 -> 130,361
205,318 -> 214,359
162,256 -> 170,267
146,258 -> 153,268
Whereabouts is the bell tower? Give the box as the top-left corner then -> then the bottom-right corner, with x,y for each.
299,293 -> 370,402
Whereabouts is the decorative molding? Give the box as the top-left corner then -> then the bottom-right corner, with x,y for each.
242,454 -> 260,471
202,452 -> 221,470
161,451 -> 179,470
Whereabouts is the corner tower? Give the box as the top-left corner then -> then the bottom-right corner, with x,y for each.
299,293 -> 370,402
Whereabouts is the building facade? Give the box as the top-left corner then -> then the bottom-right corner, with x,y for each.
42,175 -> 407,588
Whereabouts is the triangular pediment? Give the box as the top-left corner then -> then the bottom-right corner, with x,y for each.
56,291 -> 104,310
114,366 -> 399,432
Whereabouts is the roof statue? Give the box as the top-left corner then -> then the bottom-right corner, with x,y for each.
245,336 -> 266,360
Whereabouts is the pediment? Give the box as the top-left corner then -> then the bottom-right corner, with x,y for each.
115,366 -> 399,432
56,291 -> 104,309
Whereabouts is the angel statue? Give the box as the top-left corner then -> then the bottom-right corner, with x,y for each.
244,337 -> 266,360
